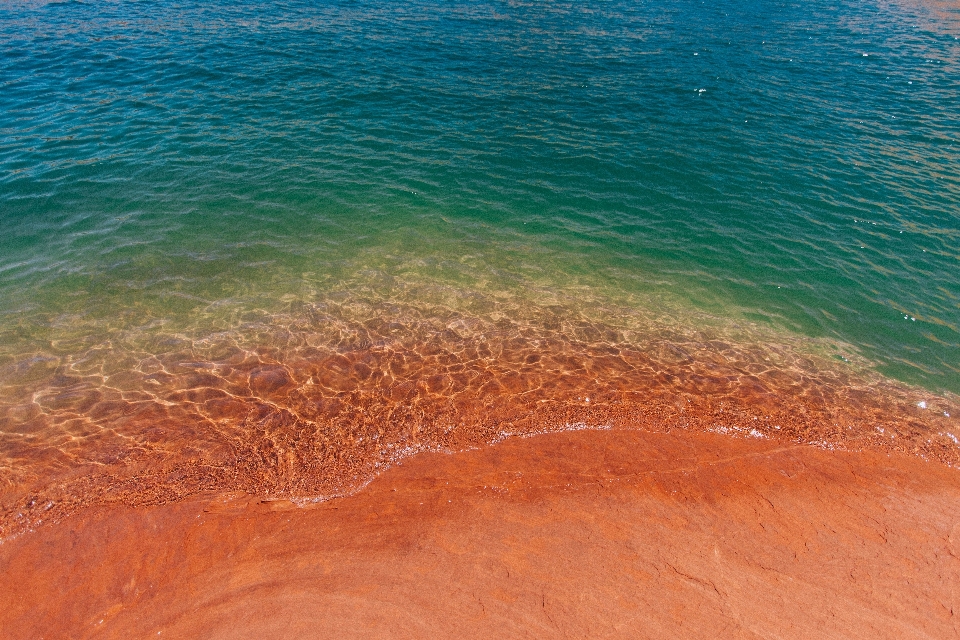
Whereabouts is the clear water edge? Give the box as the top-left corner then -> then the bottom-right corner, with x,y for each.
1,0 -> 959,535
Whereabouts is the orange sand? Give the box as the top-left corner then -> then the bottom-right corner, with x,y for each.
2,427 -> 958,638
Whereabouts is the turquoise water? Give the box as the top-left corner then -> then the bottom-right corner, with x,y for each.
1,0 -> 959,530
2,0 -> 958,390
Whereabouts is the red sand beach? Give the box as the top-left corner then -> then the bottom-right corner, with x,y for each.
2,0 -> 959,634
2,427 -> 958,639
3,307 -> 959,638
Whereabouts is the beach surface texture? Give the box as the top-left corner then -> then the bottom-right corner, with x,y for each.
3,428 -> 959,638
1,0 -> 959,636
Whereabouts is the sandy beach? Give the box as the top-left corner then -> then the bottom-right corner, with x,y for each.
3,0 -> 959,636
3,427 -> 958,639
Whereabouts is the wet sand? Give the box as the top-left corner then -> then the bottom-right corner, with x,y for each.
2,427 -> 958,639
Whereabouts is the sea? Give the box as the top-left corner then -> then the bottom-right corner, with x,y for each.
1,0 -> 958,537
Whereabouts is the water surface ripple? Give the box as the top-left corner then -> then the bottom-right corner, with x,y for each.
1,0 -> 959,535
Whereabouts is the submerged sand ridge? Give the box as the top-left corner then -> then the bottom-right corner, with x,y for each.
1,293 -> 958,540
1,428 -> 958,638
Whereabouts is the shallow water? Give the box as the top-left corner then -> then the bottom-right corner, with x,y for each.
1,0 -> 959,536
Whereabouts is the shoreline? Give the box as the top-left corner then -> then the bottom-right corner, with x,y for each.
2,426 -> 958,638
4,312 -> 958,541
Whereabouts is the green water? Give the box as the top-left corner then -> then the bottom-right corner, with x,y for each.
3,0 -> 958,394
3,0 -> 960,532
